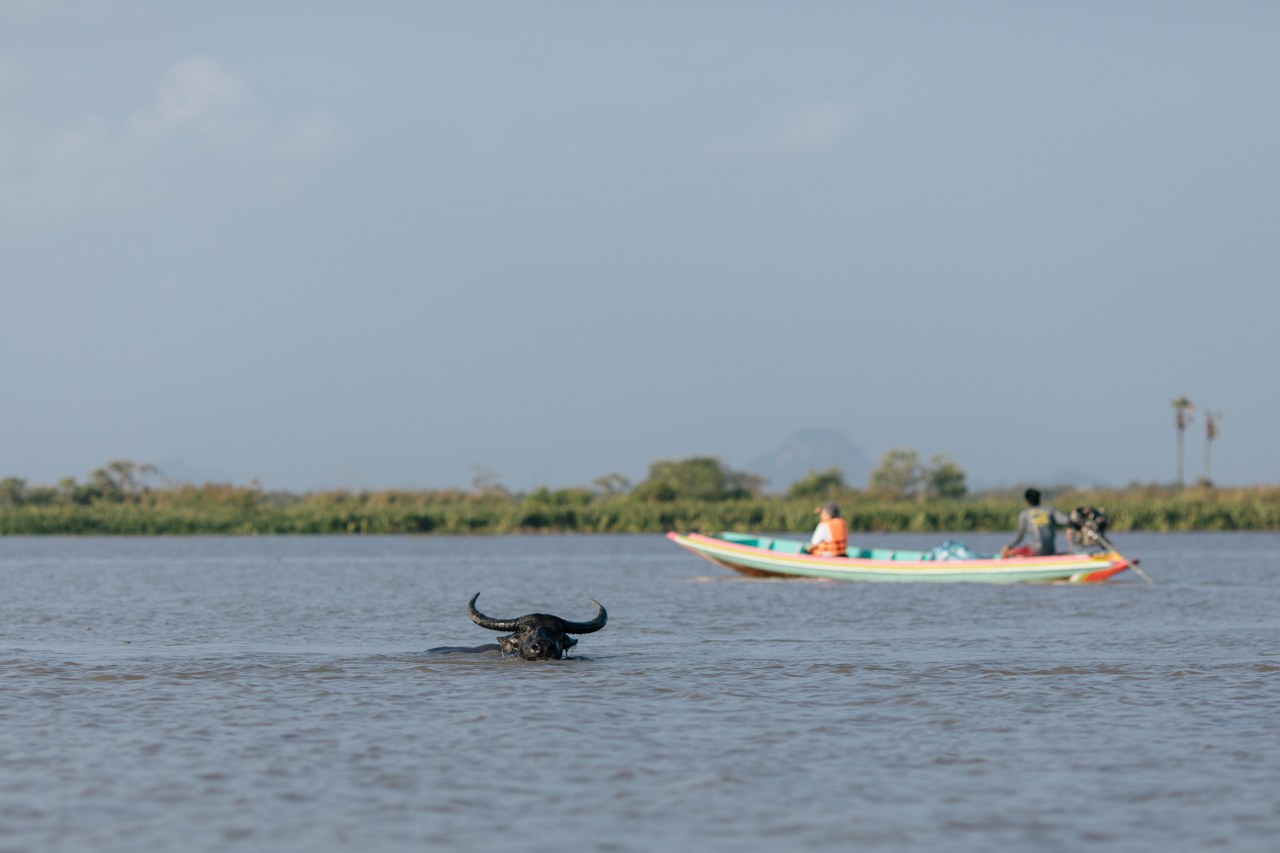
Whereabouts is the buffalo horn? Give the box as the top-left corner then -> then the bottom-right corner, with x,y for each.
559,598 -> 608,634
466,593 -> 522,632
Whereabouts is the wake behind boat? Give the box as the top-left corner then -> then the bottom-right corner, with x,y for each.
666,531 -> 1132,584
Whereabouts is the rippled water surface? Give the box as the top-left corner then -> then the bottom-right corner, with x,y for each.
2,532 -> 1278,852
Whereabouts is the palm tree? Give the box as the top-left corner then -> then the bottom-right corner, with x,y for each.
1172,397 -> 1195,487
1202,410 -> 1222,484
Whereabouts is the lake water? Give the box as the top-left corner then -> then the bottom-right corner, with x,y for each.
2,532 -> 1278,852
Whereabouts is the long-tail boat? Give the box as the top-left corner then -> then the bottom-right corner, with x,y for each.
666,531 -> 1132,584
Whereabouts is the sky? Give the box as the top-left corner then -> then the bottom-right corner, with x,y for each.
2,1 -> 1277,493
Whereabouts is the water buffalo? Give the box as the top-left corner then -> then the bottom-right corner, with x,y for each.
428,593 -> 608,660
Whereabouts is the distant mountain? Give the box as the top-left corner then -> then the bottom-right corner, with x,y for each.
154,458 -> 228,486
968,468 -> 1113,493
746,428 -> 873,494
1034,469 -> 1112,490
1018,468 -> 1111,489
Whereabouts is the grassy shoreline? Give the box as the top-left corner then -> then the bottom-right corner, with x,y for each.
2,486 -> 1277,536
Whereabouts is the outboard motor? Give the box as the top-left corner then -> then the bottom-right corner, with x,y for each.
1069,506 -> 1110,551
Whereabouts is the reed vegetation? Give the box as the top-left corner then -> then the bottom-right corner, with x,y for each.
1,474 -> 1277,536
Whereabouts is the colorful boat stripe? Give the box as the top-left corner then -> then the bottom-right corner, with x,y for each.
667,532 -> 1130,584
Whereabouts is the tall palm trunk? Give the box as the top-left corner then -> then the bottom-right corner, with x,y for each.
1172,397 -> 1194,488
1203,411 -> 1220,484
1202,434 -> 1209,483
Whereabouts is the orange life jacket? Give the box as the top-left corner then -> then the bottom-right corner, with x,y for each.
812,517 -> 848,557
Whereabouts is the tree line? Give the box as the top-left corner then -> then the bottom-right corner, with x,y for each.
0,453 -> 963,510
2,456 -> 1278,535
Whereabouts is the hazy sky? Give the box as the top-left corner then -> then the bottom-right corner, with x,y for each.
3,1 -> 1277,492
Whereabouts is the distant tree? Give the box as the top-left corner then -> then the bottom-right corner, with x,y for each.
630,477 -> 678,502
57,476 -> 84,505
1201,410 -> 1222,486
869,449 -> 922,499
470,465 -> 508,498
88,460 -> 159,503
0,477 -> 26,507
922,454 -> 967,499
786,467 -> 846,501
632,457 -> 763,502
1172,397 -> 1195,487
592,473 -> 632,497
23,486 -> 58,506
524,486 -> 592,506
735,470 -> 767,498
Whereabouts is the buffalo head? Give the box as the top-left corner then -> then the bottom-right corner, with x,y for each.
467,593 -> 607,660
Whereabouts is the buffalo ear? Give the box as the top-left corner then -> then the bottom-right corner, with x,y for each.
497,635 -> 519,655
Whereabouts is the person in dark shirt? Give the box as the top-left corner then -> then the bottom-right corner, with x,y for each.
1000,488 -> 1071,557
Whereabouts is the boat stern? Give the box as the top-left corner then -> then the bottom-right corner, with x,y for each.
1068,552 -> 1132,583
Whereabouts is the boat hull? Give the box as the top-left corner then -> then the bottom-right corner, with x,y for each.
666,532 -> 1131,584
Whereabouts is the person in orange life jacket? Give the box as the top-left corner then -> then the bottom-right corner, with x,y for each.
800,502 -> 849,557
1000,488 -> 1071,558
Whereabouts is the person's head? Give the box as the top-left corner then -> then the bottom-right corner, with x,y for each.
1024,488 -> 1041,506
815,502 -> 841,519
